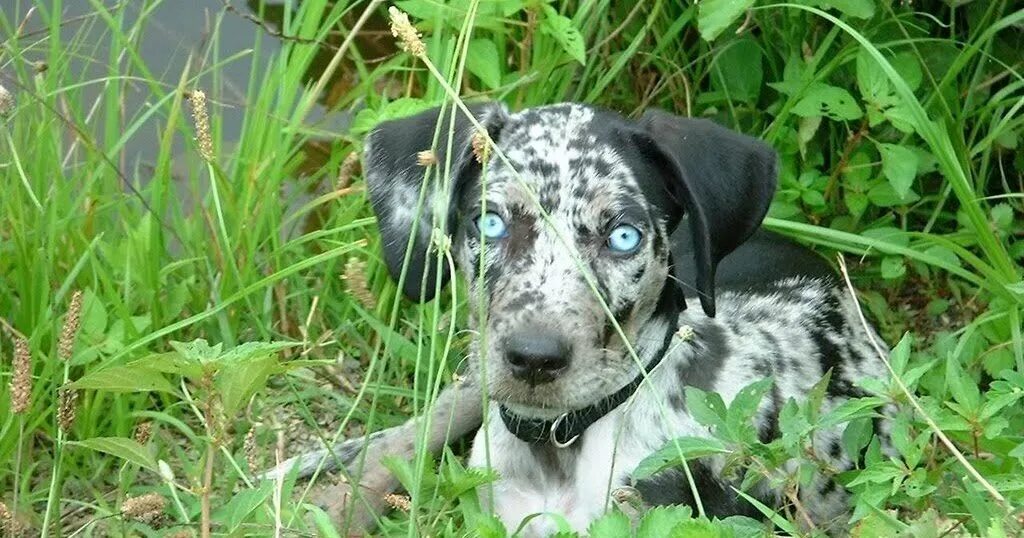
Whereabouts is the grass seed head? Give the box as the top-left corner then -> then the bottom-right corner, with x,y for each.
57,388 -> 78,433
388,7 -> 426,58
471,130 -> 490,163
121,492 -> 166,524
58,290 -> 83,361
188,90 -> 214,162
10,337 -> 31,414
416,150 -> 437,167
336,151 -> 360,190
134,421 -> 153,445
0,84 -> 14,119
384,493 -> 412,512
244,428 -> 258,474
342,257 -> 378,311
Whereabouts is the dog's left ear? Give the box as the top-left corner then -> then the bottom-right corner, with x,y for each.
637,110 -> 778,317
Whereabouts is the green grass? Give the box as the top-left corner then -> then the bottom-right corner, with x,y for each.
1,0 -> 1022,536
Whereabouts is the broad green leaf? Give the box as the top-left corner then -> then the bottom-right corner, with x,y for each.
304,504 -> 343,538
819,396 -> 886,428
877,143 -> 918,198
712,38 -> 763,103
214,481 -> 275,532
216,341 -> 297,364
588,509 -> 630,537
217,354 -> 277,416
889,332 -> 912,376
129,351 -> 205,379
880,256 -> 906,279
803,0 -> 875,19
632,437 -> 731,480
792,84 -> 863,121
69,366 -> 176,393
945,354 -> 980,412
79,288 -> 108,337
697,0 -> 756,42
540,6 -> 586,65
71,437 -> 158,471
466,39 -> 502,90
867,181 -> 920,207
351,98 -> 434,135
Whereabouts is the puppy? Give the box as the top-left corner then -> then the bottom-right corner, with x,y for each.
272,103 -> 889,535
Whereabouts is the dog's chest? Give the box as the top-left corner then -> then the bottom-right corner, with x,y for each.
469,407 -> 653,536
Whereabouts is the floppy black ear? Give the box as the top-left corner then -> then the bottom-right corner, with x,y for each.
638,110 -> 777,317
364,102 -> 509,302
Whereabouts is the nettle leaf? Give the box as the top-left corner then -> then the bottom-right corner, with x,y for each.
792,84 -> 862,121
540,5 -> 586,66
819,396 -> 887,428
669,518 -> 729,537
727,378 -> 773,430
632,437 -> 732,480
71,437 -> 158,472
170,339 -> 222,364
684,387 -> 728,429
588,510 -> 630,537
215,481 -> 275,532
638,506 -> 693,538
69,366 -> 176,393
466,39 -> 502,90
697,0 -> 756,42
877,143 -> 919,198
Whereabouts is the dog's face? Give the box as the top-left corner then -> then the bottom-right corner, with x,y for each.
364,103 -> 777,413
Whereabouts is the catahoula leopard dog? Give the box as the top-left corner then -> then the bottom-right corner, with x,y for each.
268,102 -> 891,535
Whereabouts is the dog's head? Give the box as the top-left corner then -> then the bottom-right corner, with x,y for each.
364,103 -> 776,411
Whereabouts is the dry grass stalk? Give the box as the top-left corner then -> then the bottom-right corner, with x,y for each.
134,421 -> 153,445
384,493 -> 411,512
121,492 -> 165,524
336,151 -> 360,190
388,6 -> 426,58
342,257 -> 378,311
188,90 -> 214,162
58,290 -> 83,361
416,150 -> 437,167
57,388 -> 78,433
10,337 -> 31,414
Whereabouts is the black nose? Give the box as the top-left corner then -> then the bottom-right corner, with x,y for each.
505,330 -> 571,385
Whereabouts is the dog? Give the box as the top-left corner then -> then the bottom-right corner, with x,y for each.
268,102 -> 890,535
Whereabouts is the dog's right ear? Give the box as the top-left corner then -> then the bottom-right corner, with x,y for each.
363,102 -> 509,302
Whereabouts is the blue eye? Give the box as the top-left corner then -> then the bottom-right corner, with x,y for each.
607,224 -> 642,253
475,211 -> 508,239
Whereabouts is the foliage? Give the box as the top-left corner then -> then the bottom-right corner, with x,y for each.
1,0 -> 1022,535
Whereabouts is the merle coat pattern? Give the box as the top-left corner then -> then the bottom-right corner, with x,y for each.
268,103 -> 890,535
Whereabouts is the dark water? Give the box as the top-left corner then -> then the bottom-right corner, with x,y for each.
4,0 -> 351,167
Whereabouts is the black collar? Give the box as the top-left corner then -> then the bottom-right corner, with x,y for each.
498,351 -> 667,446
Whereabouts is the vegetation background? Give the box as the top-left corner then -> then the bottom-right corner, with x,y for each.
1,0 -> 1022,536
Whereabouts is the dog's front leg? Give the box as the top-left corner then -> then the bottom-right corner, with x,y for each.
266,374 -> 484,531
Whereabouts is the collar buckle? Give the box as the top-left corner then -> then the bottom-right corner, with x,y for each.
549,413 -> 581,448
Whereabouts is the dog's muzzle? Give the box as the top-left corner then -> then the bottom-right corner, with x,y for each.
504,329 -> 571,386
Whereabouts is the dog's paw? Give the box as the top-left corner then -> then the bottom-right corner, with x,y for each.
306,477 -> 389,535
